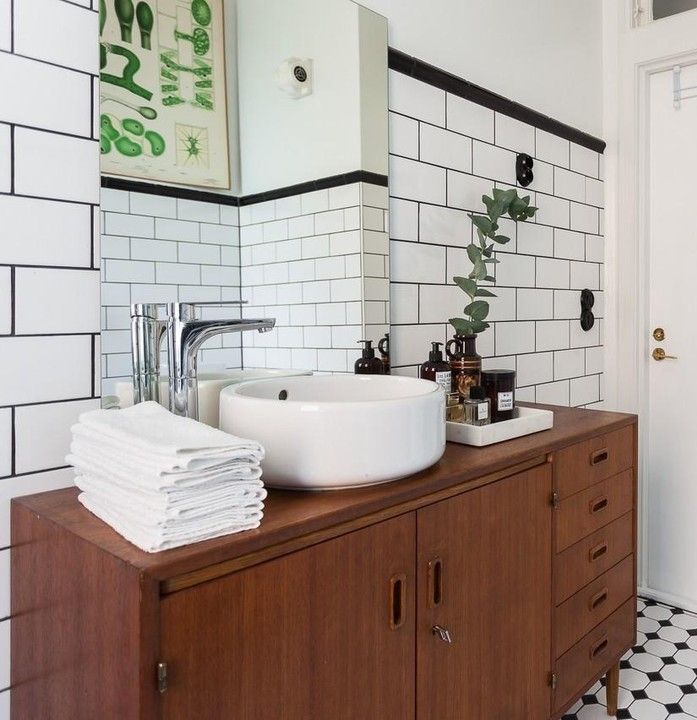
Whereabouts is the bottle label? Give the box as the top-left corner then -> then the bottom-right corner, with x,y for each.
477,402 -> 489,421
435,371 -> 452,392
498,391 -> 514,411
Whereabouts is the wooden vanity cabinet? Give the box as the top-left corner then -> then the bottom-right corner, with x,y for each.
11,405 -> 637,720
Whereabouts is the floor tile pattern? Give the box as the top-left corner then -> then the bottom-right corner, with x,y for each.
563,598 -> 697,720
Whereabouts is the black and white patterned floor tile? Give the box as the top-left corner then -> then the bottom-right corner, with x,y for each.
563,598 -> 697,719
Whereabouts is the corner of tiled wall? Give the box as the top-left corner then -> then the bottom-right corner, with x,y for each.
0,0 -> 102,715
387,69 -> 605,408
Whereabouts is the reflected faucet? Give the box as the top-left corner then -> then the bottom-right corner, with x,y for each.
166,302 -> 276,420
130,303 -> 167,405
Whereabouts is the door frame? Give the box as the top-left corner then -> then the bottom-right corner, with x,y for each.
604,0 -> 697,610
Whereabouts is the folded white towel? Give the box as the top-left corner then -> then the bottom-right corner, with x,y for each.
76,402 -> 265,468
79,492 -> 261,553
74,473 -> 267,519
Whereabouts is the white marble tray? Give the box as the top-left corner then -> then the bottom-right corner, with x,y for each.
446,406 -> 554,447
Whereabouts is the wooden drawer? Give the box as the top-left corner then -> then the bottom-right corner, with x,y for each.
555,513 -> 633,605
555,470 -> 633,553
553,598 -> 635,715
554,556 -> 634,657
554,425 -> 634,501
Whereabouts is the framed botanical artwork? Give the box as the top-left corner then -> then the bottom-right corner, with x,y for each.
99,0 -> 230,189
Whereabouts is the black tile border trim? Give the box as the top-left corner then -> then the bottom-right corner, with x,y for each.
388,48 -> 606,155
100,170 -> 388,207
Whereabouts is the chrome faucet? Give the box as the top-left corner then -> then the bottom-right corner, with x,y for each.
166,301 -> 276,420
130,303 -> 167,405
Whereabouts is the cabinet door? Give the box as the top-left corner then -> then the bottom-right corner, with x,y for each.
417,464 -> 552,719
160,514 -> 416,720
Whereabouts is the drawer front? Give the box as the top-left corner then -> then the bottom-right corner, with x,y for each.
554,555 -> 634,657
553,598 -> 635,715
555,513 -> 633,605
555,470 -> 634,553
555,425 -> 634,501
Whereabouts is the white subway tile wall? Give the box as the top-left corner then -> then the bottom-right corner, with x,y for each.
388,70 -> 604,408
100,192 -> 242,395
0,2 -> 100,714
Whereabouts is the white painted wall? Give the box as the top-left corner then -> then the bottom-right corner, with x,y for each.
358,0 -> 604,137
236,0 -> 388,195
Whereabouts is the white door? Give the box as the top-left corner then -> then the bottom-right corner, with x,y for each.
647,63 -> 697,605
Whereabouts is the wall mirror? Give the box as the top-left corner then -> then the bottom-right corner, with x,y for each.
99,0 -> 390,411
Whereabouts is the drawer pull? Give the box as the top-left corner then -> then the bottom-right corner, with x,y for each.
589,496 -> 609,515
589,542 -> 608,562
428,557 -> 443,608
589,587 -> 609,611
590,635 -> 609,659
591,448 -> 609,466
389,574 -> 406,630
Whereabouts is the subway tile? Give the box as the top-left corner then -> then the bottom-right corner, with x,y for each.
586,234 -> 604,263
346,302 -> 362,325
536,380 -> 570,406
277,327 -> 304,348
389,198 -> 419,242
446,94 -> 494,142
363,206 -> 384,232
106,212 -> 154,238
106,259 -> 155,284
364,231 -> 389,254
101,329 -> 130,354
485,287 -> 517,322
14,128 -> 99,204
290,348 -> 317,371
15,268 -> 100,334
570,320 -> 600,348
554,348 -> 585,380
495,321 -> 535,356
536,130 -> 570,168
0,0 -> 10,51
330,278 -> 362,302
419,124 -> 472,172
570,144 -> 599,178
363,253 -> 385,278
570,374 -> 600,406
155,218 -> 200,242
364,276 -> 389,303
15,399 -> 99,474
250,201 -> 275,224
392,323 -> 447,367
536,320 -> 570,352
129,192 -> 177,218
389,70 -> 445,126
365,301 -> 386,325
0,336 -> 92,405
536,258 -> 570,289
391,241 -> 445,284
517,289 -> 553,321
0,196 -> 92,267
105,307 -> 129,330
263,219 -> 289,243
517,223 -> 553,256
586,178 -> 604,208
102,282 -> 131,306
554,167 -> 586,203
447,171 -> 492,212
0,409 -> 10,478
0,124 -> 9,194
389,112 -> 419,159
302,281 -> 331,304
472,141 -> 516,185
276,283 -> 302,304
100,189 -> 129,213
570,202 -> 598,234
554,229 -> 586,260
300,235 -> 329,259
417,284 -> 461,325
315,210 -> 345,235
535,194 -> 570,229
344,206 -> 361,232
554,290 -> 580,319
201,223 -> 238,246
316,303 -> 346,326
275,195 -> 302,218
316,256 -> 346,281
420,205 -> 470,247
516,386 -> 535,403
527,161 -> 554,195
495,114 -> 535,154
332,325 -> 363,349
220,205 -> 239,225
130,283 -> 177,304
390,284 -> 418,324
176,199 -> 220,223
570,261 -> 600,291
15,0 -> 99,73
495,253 -> 535,288
301,189 -> 329,215
516,352 -> 553,387
362,183 -> 389,209
0,52 -> 92,136
130,238 -> 177,262
586,346 -> 604,375
0,268 -> 10,335
317,349 -> 349,373
390,155 -> 446,205
201,265 -> 239,287
290,304 -> 316,326
179,242 -> 221,265
288,259 -> 315,283
288,214 -> 314,239
0,467 -> 75,546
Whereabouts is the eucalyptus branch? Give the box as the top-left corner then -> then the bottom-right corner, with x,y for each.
450,188 -> 538,336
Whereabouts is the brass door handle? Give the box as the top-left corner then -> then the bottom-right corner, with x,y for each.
653,348 -> 677,361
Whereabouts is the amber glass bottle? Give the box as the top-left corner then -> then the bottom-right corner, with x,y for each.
446,334 -> 482,399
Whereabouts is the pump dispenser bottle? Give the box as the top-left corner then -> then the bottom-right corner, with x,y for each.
354,340 -> 384,375
420,342 -> 453,392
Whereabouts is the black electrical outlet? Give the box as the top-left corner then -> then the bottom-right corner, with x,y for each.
580,289 -> 595,331
516,153 -> 534,187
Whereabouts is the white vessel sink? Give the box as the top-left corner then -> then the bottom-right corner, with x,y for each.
219,375 -> 446,490
113,368 -> 311,428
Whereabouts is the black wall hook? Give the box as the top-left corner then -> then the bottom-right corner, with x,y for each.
580,289 -> 595,331
516,153 -> 534,187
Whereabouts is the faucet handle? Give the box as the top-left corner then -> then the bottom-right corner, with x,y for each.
131,302 -> 168,319
167,301 -> 248,322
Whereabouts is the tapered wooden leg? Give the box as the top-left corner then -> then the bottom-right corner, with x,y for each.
606,662 -> 620,716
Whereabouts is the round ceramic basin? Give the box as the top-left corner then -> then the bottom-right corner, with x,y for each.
219,375 -> 446,490
113,368 -> 311,428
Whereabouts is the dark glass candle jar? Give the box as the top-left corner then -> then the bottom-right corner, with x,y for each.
481,370 -> 516,423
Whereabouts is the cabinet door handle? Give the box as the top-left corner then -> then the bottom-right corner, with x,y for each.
591,448 -> 609,466
589,541 -> 608,562
589,587 -> 609,611
389,574 -> 406,630
432,625 -> 453,644
589,496 -> 609,515
428,557 -> 443,608
590,635 -> 609,660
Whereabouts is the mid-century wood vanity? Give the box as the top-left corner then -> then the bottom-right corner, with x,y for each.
11,404 -> 637,719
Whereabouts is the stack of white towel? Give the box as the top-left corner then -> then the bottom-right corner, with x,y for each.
67,401 -> 267,553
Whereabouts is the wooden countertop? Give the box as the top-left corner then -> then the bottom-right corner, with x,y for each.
12,404 -> 636,592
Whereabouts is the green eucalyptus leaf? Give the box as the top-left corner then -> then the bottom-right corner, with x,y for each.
484,275 -> 496,282
453,276 -> 477,298
473,259 -> 488,280
493,235 -> 510,244
464,300 -> 490,321
475,288 -> 497,298
470,320 -> 490,334
466,244 -> 481,264
449,317 -> 474,335
484,257 -> 500,264
470,215 -> 493,235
